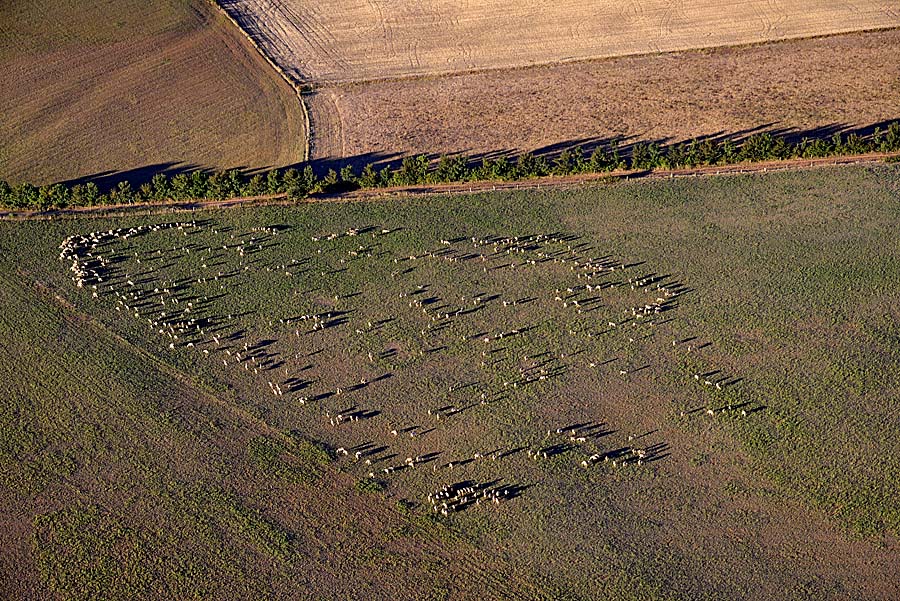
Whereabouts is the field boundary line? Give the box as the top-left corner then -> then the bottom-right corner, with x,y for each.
3,152 -> 898,220
206,0 -> 311,162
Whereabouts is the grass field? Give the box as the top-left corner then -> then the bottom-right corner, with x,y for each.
220,0 -> 900,83
0,226 -> 552,601
3,165 -> 900,599
0,0 -> 305,186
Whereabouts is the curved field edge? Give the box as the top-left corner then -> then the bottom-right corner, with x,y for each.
0,0 -> 306,186
206,0 -> 310,162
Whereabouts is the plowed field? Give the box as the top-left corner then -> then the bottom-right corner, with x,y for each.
0,0 -> 306,185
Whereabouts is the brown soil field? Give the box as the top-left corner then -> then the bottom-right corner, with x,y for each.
0,0 -> 306,186
219,0 -> 900,84
308,29 -> 900,164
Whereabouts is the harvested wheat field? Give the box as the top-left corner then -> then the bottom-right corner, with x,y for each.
308,29 -> 900,164
219,0 -> 900,83
0,0 -> 306,186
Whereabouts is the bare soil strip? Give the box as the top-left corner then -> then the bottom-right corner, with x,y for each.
305,89 -> 345,160
311,28 -> 900,164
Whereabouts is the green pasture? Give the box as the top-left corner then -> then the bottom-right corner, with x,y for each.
2,164 -> 899,600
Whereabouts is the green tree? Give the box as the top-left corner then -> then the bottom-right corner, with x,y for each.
282,168 -> 301,193
719,139 -> 738,164
475,156 -> 512,180
883,122 -> 900,152
150,173 -> 170,201
830,133 -> 845,156
318,169 -> 339,192
630,142 -> 663,170
300,166 -> 318,195
83,182 -> 101,205
0,180 -> 12,207
358,164 -> 380,188
110,181 -> 134,204
570,146 -> 588,173
225,169 -> 244,197
432,155 -> 469,182
37,183 -> 70,209
244,174 -> 265,196
188,171 -> 207,198
53,183 -> 72,207
284,166 -> 318,199
378,166 -> 393,187
513,153 -> 547,179
738,134 -> 776,162
843,133 -> 870,155
552,149 -> 576,175
170,173 -> 190,200
205,171 -> 227,199
14,183 -> 38,208
798,137 -> 831,158
265,169 -> 282,194
588,146 -> 613,172
392,155 -> 429,186
339,165 -> 358,188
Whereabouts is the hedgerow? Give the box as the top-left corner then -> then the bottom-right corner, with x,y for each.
2,122 -> 898,210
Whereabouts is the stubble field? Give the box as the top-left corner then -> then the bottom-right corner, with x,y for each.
219,0 -> 900,83
2,165 -> 900,599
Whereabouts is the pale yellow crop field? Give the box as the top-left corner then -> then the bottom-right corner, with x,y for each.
219,0 -> 900,83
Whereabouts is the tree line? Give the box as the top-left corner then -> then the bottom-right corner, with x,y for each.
2,122 -> 899,210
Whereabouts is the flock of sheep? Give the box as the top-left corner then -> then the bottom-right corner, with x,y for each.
59,218 -> 752,514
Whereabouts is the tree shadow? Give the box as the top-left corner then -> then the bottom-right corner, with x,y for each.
40,117 -> 900,194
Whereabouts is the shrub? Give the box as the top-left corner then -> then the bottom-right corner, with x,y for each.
433,155 -> 470,183
355,478 -> 385,494
392,155 -> 429,186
